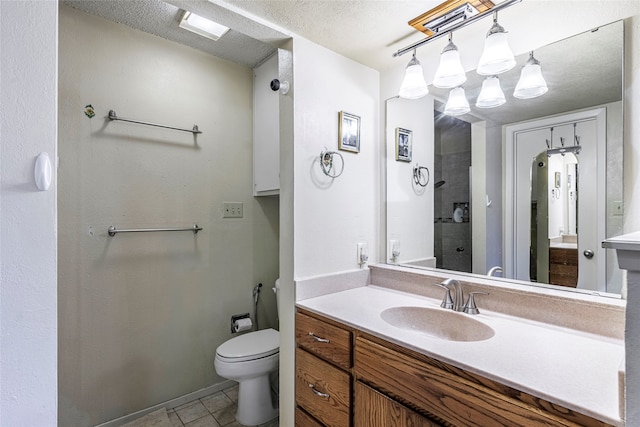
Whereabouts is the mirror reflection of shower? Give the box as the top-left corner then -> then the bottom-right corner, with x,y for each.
434,112 -> 471,273
530,125 -> 580,287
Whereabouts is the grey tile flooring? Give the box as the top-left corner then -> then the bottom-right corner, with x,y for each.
151,385 -> 278,427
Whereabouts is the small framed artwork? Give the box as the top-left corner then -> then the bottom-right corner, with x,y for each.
338,111 -> 360,153
395,128 -> 412,162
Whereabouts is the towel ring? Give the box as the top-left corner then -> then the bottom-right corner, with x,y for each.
413,164 -> 429,187
320,148 -> 344,178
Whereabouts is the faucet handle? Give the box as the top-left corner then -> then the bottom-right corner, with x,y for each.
463,292 -> 489,315
432,283 -> 454,309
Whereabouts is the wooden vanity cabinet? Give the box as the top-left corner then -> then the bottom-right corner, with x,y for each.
295,310 -> 353,427
295,309 -> 611,427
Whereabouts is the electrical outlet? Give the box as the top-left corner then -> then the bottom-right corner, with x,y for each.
389,239 -> 400,262
357,242 -> 369,266
223,202 -> 243,218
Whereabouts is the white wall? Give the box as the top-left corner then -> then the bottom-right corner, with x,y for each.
0,2 -> 58,426
58,6 -> 279,426
293,37 -> 380,279
386,96 -> 434,264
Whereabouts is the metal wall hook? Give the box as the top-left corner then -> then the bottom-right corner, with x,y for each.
319,148 -> 344,178
413,164 -> 430,187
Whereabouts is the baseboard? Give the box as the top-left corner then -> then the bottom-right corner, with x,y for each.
95,380 -> 236,427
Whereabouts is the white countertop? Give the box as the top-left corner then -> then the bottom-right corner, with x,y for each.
297,285 -> 624,426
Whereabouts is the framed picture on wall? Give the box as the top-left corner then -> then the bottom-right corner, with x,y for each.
395,128 -> 412,162
338,111 -> 360,153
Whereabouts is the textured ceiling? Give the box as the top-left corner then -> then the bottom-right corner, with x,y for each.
63,0 -> 287,68
64,0 -> 625,125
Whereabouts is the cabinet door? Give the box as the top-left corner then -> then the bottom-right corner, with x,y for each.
253,52 -> 280,196
355,381 -> 442,427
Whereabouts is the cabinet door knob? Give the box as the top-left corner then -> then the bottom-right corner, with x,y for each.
309,384 -> 330,398
308,332 -> 330,343
583,249 -> 594,259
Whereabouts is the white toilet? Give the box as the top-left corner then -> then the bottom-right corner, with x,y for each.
214,280 -> 280,426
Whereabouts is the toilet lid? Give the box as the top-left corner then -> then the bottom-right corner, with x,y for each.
216,328 -> 279,361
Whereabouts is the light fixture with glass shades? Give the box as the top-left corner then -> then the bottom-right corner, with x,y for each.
513,51 -> 548,99
476,12 -> 516,76
433,33 -> 467,88
399,50 -> 429,99
179,10 -> 230,41
476,76 -> 506,108
444,87 -> 471,116
393,0 -> 523,99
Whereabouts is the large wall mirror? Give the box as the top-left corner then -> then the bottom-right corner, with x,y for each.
385,19 -> 624,297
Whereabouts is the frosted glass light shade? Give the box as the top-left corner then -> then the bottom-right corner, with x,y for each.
476,76 -> 505,108
433,42 -> 466,88
444,87 -> 470,116
477,26 -> 516,75
399,58 -> 429,99
514,54 -> 548,99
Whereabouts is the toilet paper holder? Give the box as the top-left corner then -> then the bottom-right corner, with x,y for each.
230,313 -> 251,333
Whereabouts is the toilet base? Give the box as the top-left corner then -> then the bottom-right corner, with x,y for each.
236,375 -> 278,426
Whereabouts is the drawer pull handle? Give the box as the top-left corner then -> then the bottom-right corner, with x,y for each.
309,384 -> 330,398
308,332 -> 330,343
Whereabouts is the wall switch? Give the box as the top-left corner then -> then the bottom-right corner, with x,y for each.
223,202 -> 244,218
357,242 -> 369,267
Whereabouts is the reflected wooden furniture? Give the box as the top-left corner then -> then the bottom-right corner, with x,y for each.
549,246 -> 579,287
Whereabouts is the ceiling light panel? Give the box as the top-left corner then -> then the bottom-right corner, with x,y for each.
179,11 -> 230,41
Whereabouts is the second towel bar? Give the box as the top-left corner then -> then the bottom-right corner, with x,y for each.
108,224 -> 203,237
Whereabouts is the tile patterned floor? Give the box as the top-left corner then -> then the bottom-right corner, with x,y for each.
166,385 -> 279,427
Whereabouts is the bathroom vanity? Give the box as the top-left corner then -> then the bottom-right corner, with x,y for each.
294,265 -> 625,427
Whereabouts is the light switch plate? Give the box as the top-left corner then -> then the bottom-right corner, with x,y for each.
223,202 -> 243,218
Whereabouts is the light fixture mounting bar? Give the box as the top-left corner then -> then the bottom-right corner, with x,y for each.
423,3 -> 480,34
392,0 -> 522,58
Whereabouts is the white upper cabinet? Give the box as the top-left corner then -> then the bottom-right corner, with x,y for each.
253,53 -> 280,196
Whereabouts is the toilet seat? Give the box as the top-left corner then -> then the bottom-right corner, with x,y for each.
216,328 -> 279,362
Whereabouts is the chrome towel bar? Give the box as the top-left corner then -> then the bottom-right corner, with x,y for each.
108,224 -> 203,237
108,110 -> 202,135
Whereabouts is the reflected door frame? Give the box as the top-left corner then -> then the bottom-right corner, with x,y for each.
504,108 -> 606,292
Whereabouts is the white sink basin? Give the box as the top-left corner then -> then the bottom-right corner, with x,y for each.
380,306 -> 495,342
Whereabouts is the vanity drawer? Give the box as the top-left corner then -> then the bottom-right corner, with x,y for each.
296,311 -> 352,370
296,347 -> 351,427
296,407 -> 324,427
355,336 -> 610,427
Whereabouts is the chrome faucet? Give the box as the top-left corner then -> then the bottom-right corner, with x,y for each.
435,278 -> 464,312
433,279 -> 490,315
